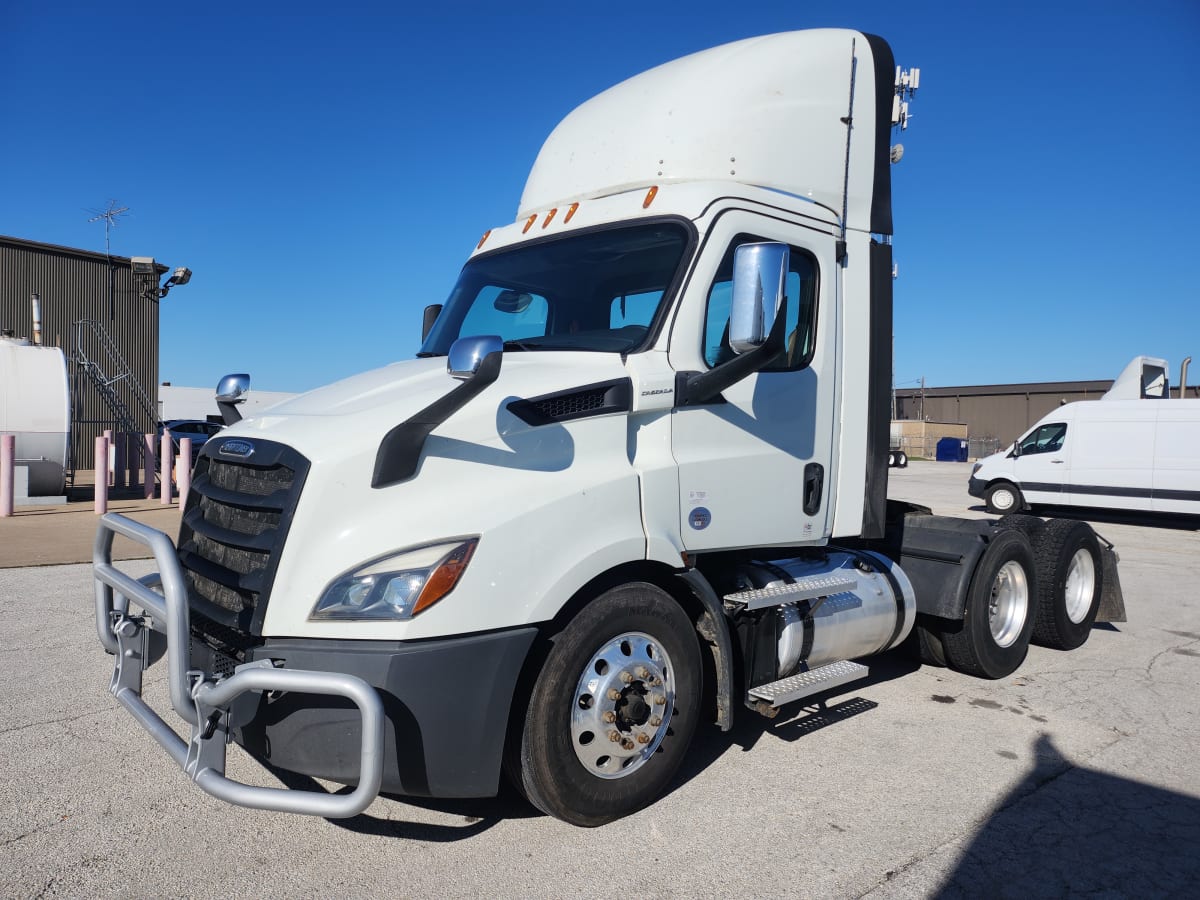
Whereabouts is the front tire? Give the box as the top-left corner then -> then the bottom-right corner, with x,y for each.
1031,519 -> 1103,650
517,583 -> 702,826
942,530 -> 1037,679
984,481 -> 1024,515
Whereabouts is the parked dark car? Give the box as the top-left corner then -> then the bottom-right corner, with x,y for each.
158,419 -> 223,453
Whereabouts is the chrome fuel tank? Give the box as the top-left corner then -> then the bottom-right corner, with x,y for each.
736,549 -> 916,675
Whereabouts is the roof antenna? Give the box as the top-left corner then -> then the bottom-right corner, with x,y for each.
87,200 -> 130,319
86,199 -> 129,256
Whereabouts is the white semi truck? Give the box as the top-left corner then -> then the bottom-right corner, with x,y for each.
93,29 -> 1124,826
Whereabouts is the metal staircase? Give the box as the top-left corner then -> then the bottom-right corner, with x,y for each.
72,319 -> 157,479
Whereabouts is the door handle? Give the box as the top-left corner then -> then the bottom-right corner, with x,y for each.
1050,459 -> 1064,464
803,463 -> 824,515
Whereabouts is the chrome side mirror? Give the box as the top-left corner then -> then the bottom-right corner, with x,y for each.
729,242 -> 788,355
448,335 -> 503,380
215,373 -> 250,426
216,373 -> 250,403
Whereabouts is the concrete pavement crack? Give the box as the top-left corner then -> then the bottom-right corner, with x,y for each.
0,705 -> 114,737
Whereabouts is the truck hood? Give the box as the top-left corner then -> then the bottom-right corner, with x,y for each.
223,352 -> 632,463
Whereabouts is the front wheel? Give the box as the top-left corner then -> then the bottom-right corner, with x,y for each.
942,530 -> 1037,679
517,583 -> 702,826
984,481 -> 1024,515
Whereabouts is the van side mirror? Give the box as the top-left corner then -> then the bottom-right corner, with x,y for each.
729,242 -> 788,354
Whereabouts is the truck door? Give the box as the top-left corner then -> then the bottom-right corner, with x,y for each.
1012,420 -> 1070,505
669,215 -> 837,550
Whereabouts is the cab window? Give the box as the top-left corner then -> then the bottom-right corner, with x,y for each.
1019,423 -> 1067,455
702,234 -> 818,370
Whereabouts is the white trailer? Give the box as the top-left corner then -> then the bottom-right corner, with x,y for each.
92,30 -> 1124,826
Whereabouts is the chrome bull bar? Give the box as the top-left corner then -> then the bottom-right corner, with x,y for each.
93,512 -> 384,818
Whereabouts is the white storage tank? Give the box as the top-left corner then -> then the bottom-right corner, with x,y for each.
0,335 -> 70,495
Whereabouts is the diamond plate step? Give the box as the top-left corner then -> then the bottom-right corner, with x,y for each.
748,660 -> 869,707
724,574 -> 858,611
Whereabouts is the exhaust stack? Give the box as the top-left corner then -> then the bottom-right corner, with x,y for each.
1181,357 -> 1192,399
30,293 -> 42,346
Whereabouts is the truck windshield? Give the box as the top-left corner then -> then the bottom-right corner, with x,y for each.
420,222 -> 690,356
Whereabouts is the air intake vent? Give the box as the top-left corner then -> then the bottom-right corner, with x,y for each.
507,378 -> 632,426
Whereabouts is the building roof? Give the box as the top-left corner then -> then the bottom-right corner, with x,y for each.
894,379 -> 1113,398
0,235 -> 168,274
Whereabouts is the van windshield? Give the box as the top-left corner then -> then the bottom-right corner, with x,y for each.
419,222 -> 690,356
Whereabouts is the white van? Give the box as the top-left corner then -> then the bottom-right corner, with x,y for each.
969,392 -> 1200,516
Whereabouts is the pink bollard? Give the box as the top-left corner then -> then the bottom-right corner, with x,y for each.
95,435 -> 109,514
160,433 -> 173,505
144,433 -> 156,499
1,434 -> 14,517
178,438 -> 192,508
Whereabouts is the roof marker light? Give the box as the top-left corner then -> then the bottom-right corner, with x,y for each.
523,214 -> 537,234
542,207 -> 558,229
643,186 -> 658,209
564,202 -> 580,223
476,229 -> 492,250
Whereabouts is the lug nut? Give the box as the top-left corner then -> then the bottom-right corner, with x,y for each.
620,671 -> 634,684
652,694 -> 666,706
602,710 -> 616,723
636,666 -> 650,679
649,716 -> 662,727
621,739 -> 635,751
637,733 -> 650,744
607,689 -> 622,701
608,731 -> 621,743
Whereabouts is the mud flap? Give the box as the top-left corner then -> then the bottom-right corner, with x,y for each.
1096,547 -> 1126,623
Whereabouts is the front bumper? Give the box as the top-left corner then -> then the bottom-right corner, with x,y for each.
967,476 -> 987,498
94,512 -> 535,817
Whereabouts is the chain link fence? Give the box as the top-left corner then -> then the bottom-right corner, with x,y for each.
891,435 -> 1003,460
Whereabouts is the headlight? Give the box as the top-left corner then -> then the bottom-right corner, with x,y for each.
971,462 -> 982,476
310,538 -> 478,621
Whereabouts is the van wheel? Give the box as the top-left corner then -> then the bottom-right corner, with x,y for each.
897,451 -> 908,468
517,583 -> 702,826
1031,519 -> 1104,650
984,482 -> 1024,515
942,530 -> 1037,679
888,451 -> 897,467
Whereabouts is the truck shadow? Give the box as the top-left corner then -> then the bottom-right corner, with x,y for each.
930,734 -> 1200,897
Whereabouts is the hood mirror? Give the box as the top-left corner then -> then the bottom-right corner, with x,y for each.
215,373 -> 250,425
448,335 -> 503,380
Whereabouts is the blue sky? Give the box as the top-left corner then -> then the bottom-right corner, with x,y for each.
3,2 -> 1197,393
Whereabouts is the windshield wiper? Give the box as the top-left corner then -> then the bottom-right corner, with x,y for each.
503,339 -> 540,352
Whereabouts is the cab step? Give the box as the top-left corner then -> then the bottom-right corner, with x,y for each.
724,573 -> 858,611
747,660 -> 869,708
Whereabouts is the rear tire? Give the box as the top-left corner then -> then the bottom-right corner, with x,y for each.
984,482 -> 1024,515
942,530 -> 1037,679
1030,519 -> 1103,650
897,451 -> 908,468
517,583 -> 702,826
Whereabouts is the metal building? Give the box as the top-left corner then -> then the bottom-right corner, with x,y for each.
1,234 -> 167,475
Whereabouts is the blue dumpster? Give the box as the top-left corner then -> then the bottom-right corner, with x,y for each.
936,437 -> 969,462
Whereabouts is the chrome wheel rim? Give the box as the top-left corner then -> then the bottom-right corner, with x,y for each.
1064,548 -> 1096,624
570,632 -> 674,780
988,560 -> 1029,647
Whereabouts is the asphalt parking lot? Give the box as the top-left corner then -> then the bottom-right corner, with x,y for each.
2,460 -> 1198,898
